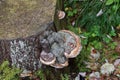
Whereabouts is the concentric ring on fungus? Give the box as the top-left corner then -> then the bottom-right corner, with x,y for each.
59,30 -> 82,58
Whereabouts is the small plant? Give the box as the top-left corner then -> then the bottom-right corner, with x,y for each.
0,61 -> 21,80
75,46 -> 91,72
65,0 -> 119,43
64,0 -> 81,26
106,0 -> 120,13
64,0 -> 78,17
35,69 -> 46,80
64,0 -> 119,54
61,73 -> 69,80
63,0 -> 120,79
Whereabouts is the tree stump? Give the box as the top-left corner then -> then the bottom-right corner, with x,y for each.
0,1 -> 82,79
0,0 -> 56,70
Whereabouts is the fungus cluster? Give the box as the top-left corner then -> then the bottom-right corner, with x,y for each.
10,30 -> 82,77
39,30 -> 82,68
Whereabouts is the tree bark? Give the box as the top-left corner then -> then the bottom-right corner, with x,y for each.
54,0 -> 68,30
0,23 -> 55,70
0,1 -> 81,79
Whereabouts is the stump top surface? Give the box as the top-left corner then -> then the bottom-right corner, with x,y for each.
0,0 -> 56,39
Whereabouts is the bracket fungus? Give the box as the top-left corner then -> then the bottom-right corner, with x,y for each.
39,30 -> 82,68
57,10 -> 66,19
59,30 -> 82,58
40,51 -> 56,65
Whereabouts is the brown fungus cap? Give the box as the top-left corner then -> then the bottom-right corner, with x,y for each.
40,50 -> 56,65
57,10 -> 66,20
40,30 -> 82,68
59,30 -> 82,58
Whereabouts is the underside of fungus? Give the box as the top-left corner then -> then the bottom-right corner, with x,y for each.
50,60 -> 69,68
39,30 -> 82,68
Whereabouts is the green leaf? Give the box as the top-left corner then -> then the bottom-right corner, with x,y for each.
0,61 -> 9,70
109,30 -> 116,36
82,38 -> 88,45
91,33 -> 96,37
68,11 -> 74,17
90,41 -> 103,50
108,42 -> 117,49
102,36 -> 111,43
106,0 -> 114,5
73,9 -> 77,14
0,61 -> 21,80
112,5 -> 119,12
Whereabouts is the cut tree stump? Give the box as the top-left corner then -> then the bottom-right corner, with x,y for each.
0,2 -> 82,79
0,0 -> 56,70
